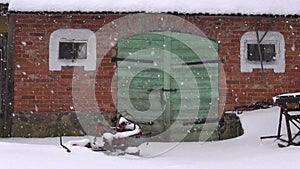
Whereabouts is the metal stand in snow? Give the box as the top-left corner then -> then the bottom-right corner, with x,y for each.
260,94 -> 300,147
60,136 -> 71,152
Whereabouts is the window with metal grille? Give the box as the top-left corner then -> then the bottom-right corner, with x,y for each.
247,44 -> 276,62
49,29 -> 96,71
59,42 -> 87,60
240,31 -> 285,73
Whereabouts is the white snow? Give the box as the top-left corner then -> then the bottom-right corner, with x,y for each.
273,92 -> 300,102
276,92 -> 300,98
0,0 -> 9,4
103,116 -> 141,143
103,127 -> 141,141
8,0 -> 300,15
68,138 -> 91,147
1,107 -> 300,169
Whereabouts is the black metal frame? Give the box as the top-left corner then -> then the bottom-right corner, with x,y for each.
276,105 -> 300,146
260,95 -> 300,147
262,95 -> 300,147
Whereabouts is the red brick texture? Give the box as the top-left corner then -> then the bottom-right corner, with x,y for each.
14,14 -> 121,113
13,14 -> 300,116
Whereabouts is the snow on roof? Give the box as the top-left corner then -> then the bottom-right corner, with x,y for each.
273,92 -> 300,102
8,0 -> 300,16
0,0 -> 9,4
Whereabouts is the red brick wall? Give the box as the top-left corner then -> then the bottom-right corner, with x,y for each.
189,16 -> 300,111
14,14 -> 300,116
14,14 -> 121,113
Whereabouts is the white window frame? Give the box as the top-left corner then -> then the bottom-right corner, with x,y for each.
240,31 -> 285,73
49,29 -> 96,71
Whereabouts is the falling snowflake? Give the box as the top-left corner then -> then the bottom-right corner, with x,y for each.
291,43 -> 296,51
235,98 -> 239,102
35,105 -> 38,112
110,42 -> 115,46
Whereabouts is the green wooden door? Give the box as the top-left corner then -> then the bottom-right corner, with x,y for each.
116,32 -> 219,142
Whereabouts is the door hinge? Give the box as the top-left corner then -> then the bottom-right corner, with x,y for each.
183,59 -> 224,66
148,88 -> 178,92
111,57 -> 154,64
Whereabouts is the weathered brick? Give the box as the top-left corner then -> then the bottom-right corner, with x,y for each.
13,14 -> 300,116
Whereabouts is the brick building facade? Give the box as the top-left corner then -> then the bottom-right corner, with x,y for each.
13,14 -> 300,111
7,13 -> 299,138
0,0 -> 299,139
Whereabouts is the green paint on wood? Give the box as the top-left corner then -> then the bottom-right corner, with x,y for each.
117,31 -> 219,141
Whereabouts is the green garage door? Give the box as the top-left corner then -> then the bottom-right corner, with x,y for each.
116,32 -> 219,142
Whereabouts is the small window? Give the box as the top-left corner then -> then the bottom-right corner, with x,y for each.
49,29 -> 96,71
59,42 -> 87,60
247,44 -> 276,62
240,31 -> 285,73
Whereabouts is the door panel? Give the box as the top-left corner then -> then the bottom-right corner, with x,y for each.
117,32 -> 219,141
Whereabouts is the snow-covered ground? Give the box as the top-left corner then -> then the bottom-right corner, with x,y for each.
1,106 -> 300,169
